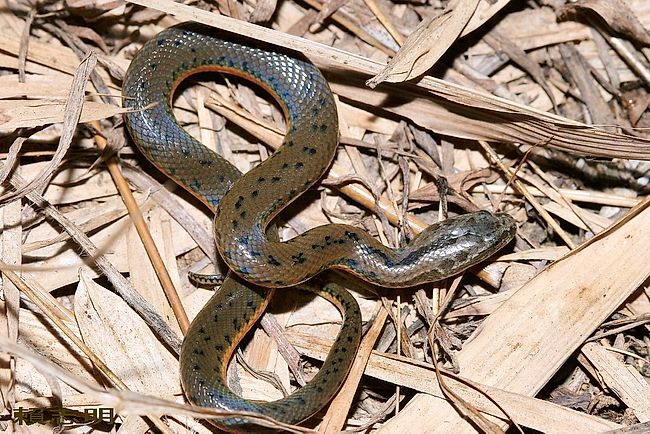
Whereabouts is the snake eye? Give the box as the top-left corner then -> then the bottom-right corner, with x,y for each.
449,225 -> 467,238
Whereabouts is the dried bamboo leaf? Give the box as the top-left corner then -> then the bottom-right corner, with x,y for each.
74,270 -> 180,394
366,0 -> 515,86
461,0 -> 513,36
580,342 -> 650,422
0,75 -> 85,99
19,308 -> 98,385
367,0 -> 480,86
250,0 -> 277,23
0,100 -> 123,130
330,78 -> 650,159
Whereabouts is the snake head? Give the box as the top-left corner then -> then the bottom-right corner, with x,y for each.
388,211 -> 517,287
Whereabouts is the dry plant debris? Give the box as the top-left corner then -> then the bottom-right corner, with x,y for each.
1,0 -> 650,432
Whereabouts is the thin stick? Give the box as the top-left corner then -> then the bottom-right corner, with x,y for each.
361,0 -> 404,46
92,121 -> 190,334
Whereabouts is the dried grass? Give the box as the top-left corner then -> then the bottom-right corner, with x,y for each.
1,0 -> 650,432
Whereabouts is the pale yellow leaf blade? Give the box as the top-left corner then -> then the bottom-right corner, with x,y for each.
74,270 -> 180,395
0,100 -> 124,131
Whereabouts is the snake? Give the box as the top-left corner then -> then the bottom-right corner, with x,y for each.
122,23 -> 516,432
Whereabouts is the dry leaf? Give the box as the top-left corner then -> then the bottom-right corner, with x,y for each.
74,270 -> 180,394
559,0 -> 650,46
250,0 -> 278,23
367,0 -> 480,86
0,100 -> 123,131
581,342 -> 650,422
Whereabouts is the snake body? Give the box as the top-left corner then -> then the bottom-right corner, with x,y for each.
122,23 -> 516,431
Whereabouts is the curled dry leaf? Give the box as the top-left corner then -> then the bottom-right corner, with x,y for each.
558,0 -> 650,46
411,168 -> 499,200
408,168 -> 499,211
66,0 -> 127,20
367,0 -> 480,87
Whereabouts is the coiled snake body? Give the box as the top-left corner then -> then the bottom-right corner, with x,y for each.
123,23 -> 516,432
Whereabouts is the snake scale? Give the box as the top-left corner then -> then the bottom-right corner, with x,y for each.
122,23 -> 516,432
